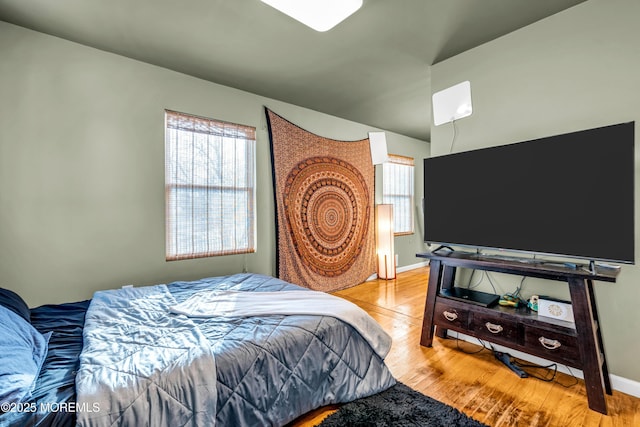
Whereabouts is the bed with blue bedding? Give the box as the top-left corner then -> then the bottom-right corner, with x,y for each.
0,273 -> 395,427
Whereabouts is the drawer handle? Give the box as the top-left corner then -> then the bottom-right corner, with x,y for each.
443,310 -> 458,321
485,322 -> 504,334
539,337 -> 562,350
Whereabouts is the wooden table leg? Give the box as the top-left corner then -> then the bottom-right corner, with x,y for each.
435,265 -> 457,339
586,279 -> 612,395
568,277 -> 608,414
421,259 -> 441,347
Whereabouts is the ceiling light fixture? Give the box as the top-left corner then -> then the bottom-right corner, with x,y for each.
261,0 -> 363,32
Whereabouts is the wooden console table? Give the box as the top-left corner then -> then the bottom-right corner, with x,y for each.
416,250 -> 618,414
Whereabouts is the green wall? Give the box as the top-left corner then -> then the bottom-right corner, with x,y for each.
430,0 -> 640,382
0,21 -> 429,307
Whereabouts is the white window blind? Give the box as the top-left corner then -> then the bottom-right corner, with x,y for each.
165,110 -> 256,260
383,154 -> 414,235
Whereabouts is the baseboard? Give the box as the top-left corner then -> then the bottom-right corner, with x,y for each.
366,260 -> 429,282
449,331 -> 640,398
397,260 -> 429,273
609,373 -> 640,398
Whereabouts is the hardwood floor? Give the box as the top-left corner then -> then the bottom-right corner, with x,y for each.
290,267 -> 640,427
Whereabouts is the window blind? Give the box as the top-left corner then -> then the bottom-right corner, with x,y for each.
382,154 -> 414,235
165,110 -> 256,260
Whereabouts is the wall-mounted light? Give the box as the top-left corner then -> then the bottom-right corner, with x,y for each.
376,204 -> 396,280
261,0 -> 363,32
432,80 -> 473,126
368,131 -> 388,165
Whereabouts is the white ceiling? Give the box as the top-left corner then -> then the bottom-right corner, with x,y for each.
0,0 -> 586,141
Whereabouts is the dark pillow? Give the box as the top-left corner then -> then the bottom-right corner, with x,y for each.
0,288 -> 31,323
0,305 -> 51,404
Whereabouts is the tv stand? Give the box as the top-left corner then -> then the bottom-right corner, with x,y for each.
416,251 -> 618,414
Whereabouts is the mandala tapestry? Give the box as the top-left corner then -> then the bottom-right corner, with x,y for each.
266,108 -> 375,291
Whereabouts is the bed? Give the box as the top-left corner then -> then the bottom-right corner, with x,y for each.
0,273 -> 396,427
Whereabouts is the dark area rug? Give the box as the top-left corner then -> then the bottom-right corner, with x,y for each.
316,382 -> 489,427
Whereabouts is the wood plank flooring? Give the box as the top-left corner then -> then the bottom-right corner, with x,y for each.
289,267 -> 640,427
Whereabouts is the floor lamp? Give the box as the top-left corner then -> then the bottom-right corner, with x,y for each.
376,204 -> 396,280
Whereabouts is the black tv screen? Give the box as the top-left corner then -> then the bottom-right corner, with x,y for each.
424,122 -> 635,264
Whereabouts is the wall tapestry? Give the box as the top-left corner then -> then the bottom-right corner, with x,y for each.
265,108 -> 375,292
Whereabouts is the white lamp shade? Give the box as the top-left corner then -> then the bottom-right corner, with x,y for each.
368,131 -> 388,165
432,81 -> 473,126
376,204 -> 396,279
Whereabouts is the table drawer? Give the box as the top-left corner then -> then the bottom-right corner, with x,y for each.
434,301 -> 469,331
524,326 -> 580,366
469,312 -> 521,345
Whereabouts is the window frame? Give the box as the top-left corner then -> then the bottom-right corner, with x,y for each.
164,110 -> 257,261
382,154 -> 415,236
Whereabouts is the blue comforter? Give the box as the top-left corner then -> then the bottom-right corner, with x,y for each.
168,273 -> 396,426
75,284 -> 217,427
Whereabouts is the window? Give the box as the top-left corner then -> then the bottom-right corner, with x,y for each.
382,154 -> 414,235
164,110 -> 256,260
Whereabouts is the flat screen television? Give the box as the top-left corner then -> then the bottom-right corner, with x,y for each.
423,122 -> 635,264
